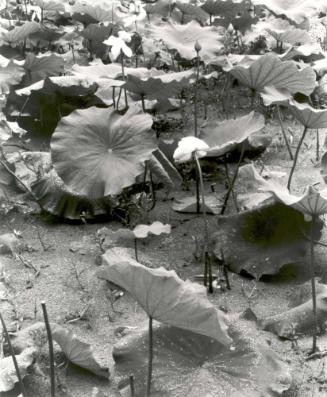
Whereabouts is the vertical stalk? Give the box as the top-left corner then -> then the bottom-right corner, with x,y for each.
277,105 -> 293,160
287,125 -> 308,191
0,313 -> 26,397
134,238 -> 139,262
194,48 -> 201,213
146,316 -> 153,397
120,52 -> 128,109
41,302 -> 55,397
316,129 -> 320,161
129,375 -> 135,397
310,216 -> 318,353
223,163 -> 239,212
141,94 -> 146,113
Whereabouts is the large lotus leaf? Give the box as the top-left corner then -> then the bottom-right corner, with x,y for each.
0,61 -> 24,94
113,321 -> 291,397
202,0 -> 257,33
31,169 -> 114,220
267,27 -> 311,44
199,111 -> 265,157
22,53 -> 65,86
51,106 -> 156,199
237,164 -> 327,217
212,201 -> 321,279
71,3 -> 118,24
175,1 -> 209,23
227,53 -> 316,95
51,324 -> 109,378
0,347 -> 35,392
15,75 -> 98,97
261,281 -> 327,338
251,0 -> 321,24
81,23 -> 117,58
2,21 -> 41,43
34,0 -> 65,12
98,248 -> 231,345
149,20 -> 223,61
125,70 -> 194,100
287,99 -> 327,129
280,43 -> 323,62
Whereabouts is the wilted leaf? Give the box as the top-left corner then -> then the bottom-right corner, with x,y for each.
98,249 -> 231,345
200,111 -> 265,157
0,61 -> 24,94
51,324 -> 109,378
133,221 -> 171,238
172,195 -> 223,214
212,202 -> 321,279
149,20 -> 223,60
0,347 -> 35,392
113,321 -> 291,397
261,281 -> 327,338
51,106 -> 156,199
227,53 -> 316,95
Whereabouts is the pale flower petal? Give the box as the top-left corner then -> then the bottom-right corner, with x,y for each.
118,31 -> 132,43
173,136 -> 209,163
121,42 -> 132,58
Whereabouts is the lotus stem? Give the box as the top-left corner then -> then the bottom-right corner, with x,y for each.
120,52 -> 128,109
194,49 -> 201,213
146,316 -> 153,397
134,238 -> 139,262
0,312 -> 26,397
41,302 -> 55,397
316,129 -> 320,161
130,375 -> 135,397
287,125 -> 308,191
276,105 -> 293,160
310,216 -> 319,353
223,163 -> 239,212
220,145 -> 245,215
141,94 -> 146,112
194,154 -> 213,292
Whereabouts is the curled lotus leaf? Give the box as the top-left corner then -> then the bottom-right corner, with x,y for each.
51,106 -> 156,199
260,86 -> 292,106
149,20 -> 223,60
287,99 -> 327,129
200,111 -> 265,157
98,248 -> 231,345
227,53 -> 316,95
113,321 -> 291,397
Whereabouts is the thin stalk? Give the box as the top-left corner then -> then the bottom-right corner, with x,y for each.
41,302 -> 55,397
120,52 -> 128,109
310,216 -> 318,353
276,105 -> 293,160
141,94 -> 146,112
224,163 -> 239,212
287,125 -> 308,191
194,154 -> 213,292
316,129 -> 320,161
0,313 -> 26,397
146,316 -> 153,397
220,145 -> 245,215
134,238 -> 139,262
130,375 -> 135,397
194,50 -> 201,213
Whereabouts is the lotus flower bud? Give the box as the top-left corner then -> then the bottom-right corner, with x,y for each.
227,23 -> 234,33
194,40 -> 202,53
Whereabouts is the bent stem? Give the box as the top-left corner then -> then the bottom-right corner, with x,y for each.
287,125 -> 308,191
146,316 -> 153,397
0,312 -> 26,397
194,154 -> 213,292
277,105 -> 293,160
42,302 -> 55,397
310,216 -> 318,353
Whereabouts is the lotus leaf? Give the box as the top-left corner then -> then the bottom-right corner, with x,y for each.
51,106 -> 156,198
227,53 -> 316,95
133,222 -> 171,239
98,249 -> 231,345
34,0 -> 65,13
175,1 -> 209,23
260,86 -> 292,106
22,53 -> 65,86
2,21 -> 41,43
212,200 -> 321,279
113,321 -> 291,397
71,4 -> 116,24
149,20 -> 223,60
261,281 -> 327,338
287,99 -> 327,129
200,111 -> 265,157
0,347 -> 35,392
267,28 -> 311,45
51,324 -> 109,378
172,195 -> 223,214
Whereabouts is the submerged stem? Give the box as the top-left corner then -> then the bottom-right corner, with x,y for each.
146,316 -> 153,397
287,125 -> 308,191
